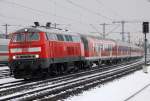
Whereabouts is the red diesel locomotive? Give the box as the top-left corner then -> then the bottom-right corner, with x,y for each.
8,27 -> 144,79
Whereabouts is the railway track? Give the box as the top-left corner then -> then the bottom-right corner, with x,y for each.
0,58 -> 140,82
0,69 -> 10,79
0,59 -> 139,91
0,59 -> 144,101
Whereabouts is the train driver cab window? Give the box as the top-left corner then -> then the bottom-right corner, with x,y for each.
12,33 -> 25,42
27,33 -> 39,41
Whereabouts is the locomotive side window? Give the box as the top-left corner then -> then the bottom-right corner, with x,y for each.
72,36 -> 81,42
57,34 -> 64,41
12,34 -> 25,42
64,35 -> 73,42
68,35 -> 73,41
65,35 -> 70,41
27,33 -> 39,41
47,33 -> 57,40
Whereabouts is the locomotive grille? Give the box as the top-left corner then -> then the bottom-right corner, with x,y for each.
16,54 -> 37,59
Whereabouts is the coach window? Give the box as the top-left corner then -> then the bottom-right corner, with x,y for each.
100,45 -> 103,51
95,44 -> 99,52
98,44 -> 100,51
108,45 -> 110,51
104,44 -> 107,51
109,45 -> 112,51
107,45 -> 110,51
27,33 -> 39,41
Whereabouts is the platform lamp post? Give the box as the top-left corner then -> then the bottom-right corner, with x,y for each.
143,22 -> 149,73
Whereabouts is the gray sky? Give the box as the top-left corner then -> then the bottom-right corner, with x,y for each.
0,0 -> 150,43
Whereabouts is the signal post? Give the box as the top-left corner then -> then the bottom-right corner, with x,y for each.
143,22 -> 149,73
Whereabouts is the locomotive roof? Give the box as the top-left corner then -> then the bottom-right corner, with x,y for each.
15,27 -> 78,36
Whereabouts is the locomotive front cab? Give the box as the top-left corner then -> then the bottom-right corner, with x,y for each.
9,28 -> 48,78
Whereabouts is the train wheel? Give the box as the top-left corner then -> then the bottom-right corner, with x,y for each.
59,64 -> 66,74
49,64 -> 57,76
41,69 -> 49,78
96,60 -> 101,67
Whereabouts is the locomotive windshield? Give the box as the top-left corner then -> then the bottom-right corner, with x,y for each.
27,33 -> 39,41
12,34 -> 25,42
12,33 -> 39,42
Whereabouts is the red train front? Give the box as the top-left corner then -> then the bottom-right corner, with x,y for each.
9,28 -> 84,79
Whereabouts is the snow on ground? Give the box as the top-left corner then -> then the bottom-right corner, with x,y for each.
65,66 -> 150,101
0,77 -> 22,84
128,84 -> 150,101
0,66 -> 22,84
0,66 -> 9,70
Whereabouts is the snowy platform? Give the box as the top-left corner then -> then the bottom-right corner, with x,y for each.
0,77 -> 21,85
66,66 -> 150,101
127,84 -> 150,101
0,66 -> 9,70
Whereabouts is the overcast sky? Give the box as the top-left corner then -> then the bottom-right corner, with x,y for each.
0,0 -> 150,43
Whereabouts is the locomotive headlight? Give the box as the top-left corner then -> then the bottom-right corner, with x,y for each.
12,56 -> 16,59
35,54 -> 39,58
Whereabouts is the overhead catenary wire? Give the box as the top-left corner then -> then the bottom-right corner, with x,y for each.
95,0 -> 122,18
65,0 -> 115,21
0,0 -> 118,32
89,24 -> 102,36
1,0 -> 94,25
0,0 -> 79,23
99,23 -> 112,39
106,24 -> 121,35
0,13 -> 33,23
0,0 -> 145,41
46,0 -> 79,14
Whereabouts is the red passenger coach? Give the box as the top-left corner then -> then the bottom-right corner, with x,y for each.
9,27 -> 84,78
80,35 -> 143,65
81,36 -> 116,62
